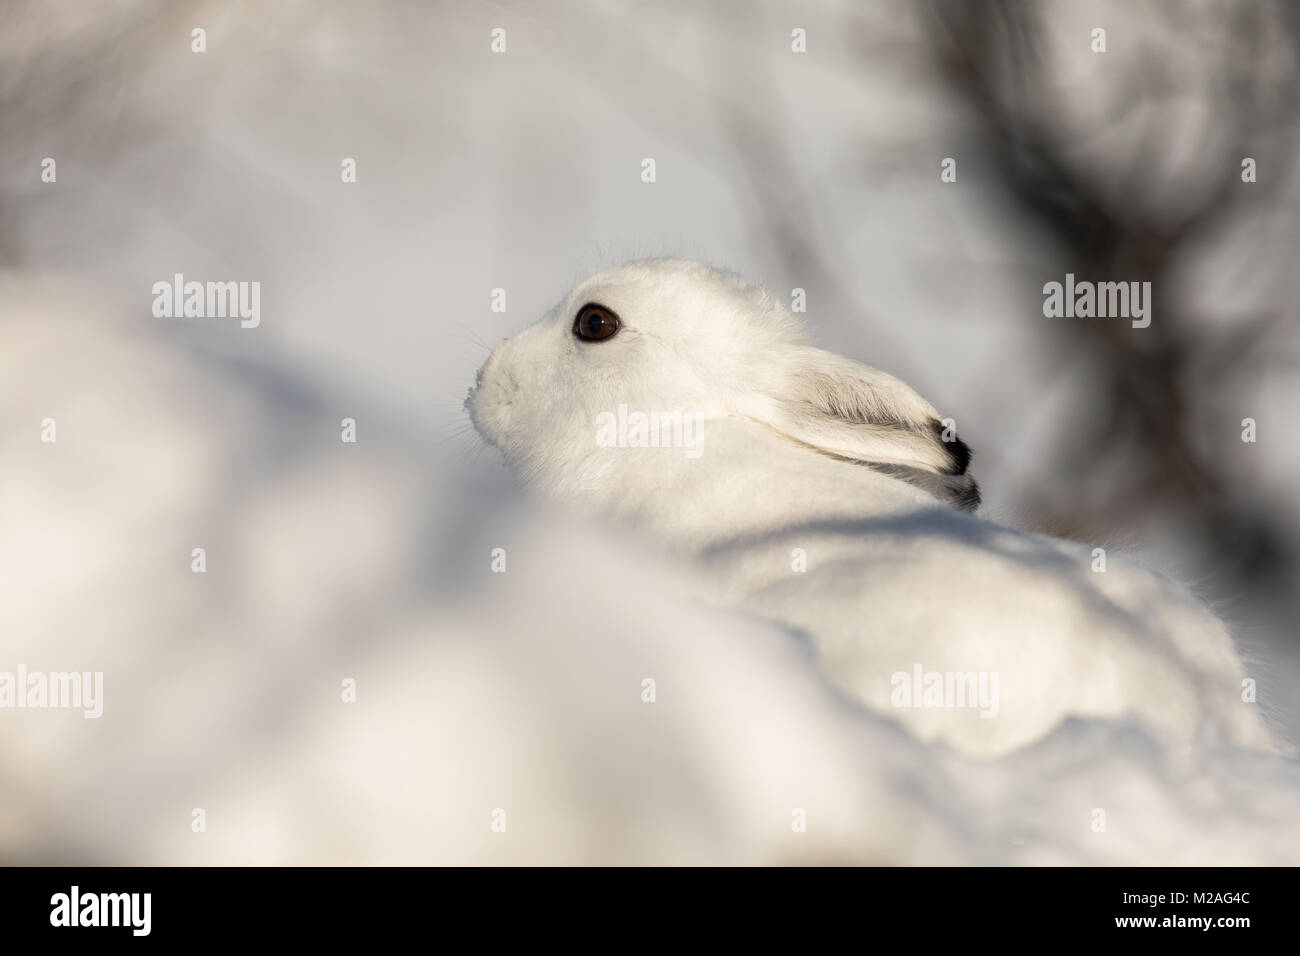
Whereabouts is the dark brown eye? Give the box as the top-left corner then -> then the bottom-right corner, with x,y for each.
573,303 -> 621,342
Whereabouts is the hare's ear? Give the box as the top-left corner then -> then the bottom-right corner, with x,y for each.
740,348 -> 980,510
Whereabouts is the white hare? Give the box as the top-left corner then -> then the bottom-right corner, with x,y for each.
467,258 -> 1275,757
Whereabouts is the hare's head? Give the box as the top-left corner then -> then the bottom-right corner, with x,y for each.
467,258 -> 978,509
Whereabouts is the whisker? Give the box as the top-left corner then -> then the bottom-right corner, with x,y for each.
435,423 -> 475,444
449,321 -> 492,352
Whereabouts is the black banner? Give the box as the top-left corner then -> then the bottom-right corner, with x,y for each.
0,866 -> 1284,943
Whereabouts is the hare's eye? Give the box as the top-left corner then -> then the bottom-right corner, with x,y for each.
573,303 -> 621,342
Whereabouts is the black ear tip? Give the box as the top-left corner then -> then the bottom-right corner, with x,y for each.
930,419 -> 972,475
955,479 -> 981,512
948,437 -> 972,474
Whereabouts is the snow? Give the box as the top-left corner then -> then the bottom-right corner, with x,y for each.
2,279 -> 1297,864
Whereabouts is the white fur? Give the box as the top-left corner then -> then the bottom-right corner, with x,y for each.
469,258 -> 1275,757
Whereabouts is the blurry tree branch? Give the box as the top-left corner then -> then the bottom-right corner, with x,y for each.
921,0 -> 1300,635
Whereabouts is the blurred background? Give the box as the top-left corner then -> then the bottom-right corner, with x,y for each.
2,0 -> 1298,863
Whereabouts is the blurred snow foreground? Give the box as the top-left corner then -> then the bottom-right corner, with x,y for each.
3,275 -> 1300,866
